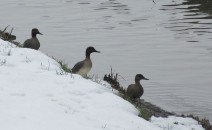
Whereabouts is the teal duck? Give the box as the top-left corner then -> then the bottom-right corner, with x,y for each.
23,28 -> 43,50
127,74 -> 149,99
72,46 -> 100,77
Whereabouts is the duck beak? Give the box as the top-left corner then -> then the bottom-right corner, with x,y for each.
143,77 -> 149,80
95,50 -> 100,53
38,32 -> 43,35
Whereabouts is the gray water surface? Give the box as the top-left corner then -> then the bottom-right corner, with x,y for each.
1,0 -> 212,121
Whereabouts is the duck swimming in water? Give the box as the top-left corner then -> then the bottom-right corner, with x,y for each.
71,46 -> 100,77
126,74 -> 149,99
23,28 -> 43,50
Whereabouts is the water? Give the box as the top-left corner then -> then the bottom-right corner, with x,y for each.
1,0 -> 212,121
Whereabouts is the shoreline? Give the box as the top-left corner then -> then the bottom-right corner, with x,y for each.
103,71 -> 212,130
1,27 -> 211,130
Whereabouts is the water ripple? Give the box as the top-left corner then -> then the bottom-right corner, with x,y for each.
160,0 -> 212,45
95,0 -> 130,14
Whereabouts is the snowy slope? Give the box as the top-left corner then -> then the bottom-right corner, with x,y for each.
0,39 -> 204,130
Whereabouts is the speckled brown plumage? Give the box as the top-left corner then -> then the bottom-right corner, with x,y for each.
127,74 -> 149,99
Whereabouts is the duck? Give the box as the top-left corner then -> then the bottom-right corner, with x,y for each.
126,74 -> 149,99
71,46 -> 100,77
23,28 -> 43,50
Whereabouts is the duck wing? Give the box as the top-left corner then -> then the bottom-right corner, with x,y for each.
23,39 -> 31,48
127,84 -> 142,99
72,60 -> 84,73
127,84 -> 135,95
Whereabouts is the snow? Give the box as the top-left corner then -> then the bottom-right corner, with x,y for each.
0,39 -> 204,130
151,116 -> 204,130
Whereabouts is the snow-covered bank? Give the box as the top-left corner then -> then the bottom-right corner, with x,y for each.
0,39 -> 204,130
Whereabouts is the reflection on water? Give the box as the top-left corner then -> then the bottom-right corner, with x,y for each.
159,0 -> 212,121
162,0 -> 212,15
182,0 -> 212,15
161,0 -> 212,43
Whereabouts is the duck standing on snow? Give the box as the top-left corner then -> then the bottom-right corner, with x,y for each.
127,74 -> 149,99
71,46 -> 100,77
23,28 -> 43,50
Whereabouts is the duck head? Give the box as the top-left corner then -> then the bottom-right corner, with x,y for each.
31,28 -> 43,37
135,74 -> 149,82
86,46 -> 100,57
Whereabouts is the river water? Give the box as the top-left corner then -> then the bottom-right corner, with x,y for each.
1,0 -> 212,121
